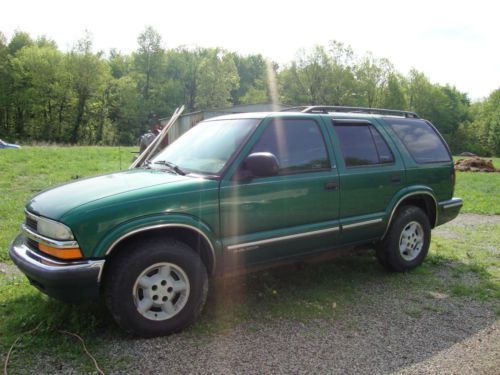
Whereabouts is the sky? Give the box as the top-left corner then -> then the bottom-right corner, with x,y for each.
1,0 -> 499,100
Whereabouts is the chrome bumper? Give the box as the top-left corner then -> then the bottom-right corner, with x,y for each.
9,234 -> 105,302
10,234 -> 104,276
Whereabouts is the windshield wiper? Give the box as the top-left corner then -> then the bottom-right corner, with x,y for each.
152,160 -> 186,175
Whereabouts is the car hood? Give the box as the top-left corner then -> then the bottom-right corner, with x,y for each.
27,169 -> 189,220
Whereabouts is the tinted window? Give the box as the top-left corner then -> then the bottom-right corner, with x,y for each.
250,119 -> 330,174
386,118 -> 451,163
334,123 -> 394,167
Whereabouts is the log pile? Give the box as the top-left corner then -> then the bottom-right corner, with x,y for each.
454,157 -> 499,172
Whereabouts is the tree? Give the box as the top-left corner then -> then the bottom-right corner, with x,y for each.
279,46 -> 331,104
279,41 -> 356,106
68,34 -> 111,143
460,89 -> 500,156
231,53 -> 269,104
195,49 -> 239,109
108,49 -> 131,79
134,26 -> 163,101
108,76 -> 142,144
325,41 -> 356,105
355,54 -> 393,108
164,47 -> 203,111
7,31 -> 32,55
10,44 -> 70,140
0,30 -> 487,152
0,32 -> 11,136
381,73 -> 407,110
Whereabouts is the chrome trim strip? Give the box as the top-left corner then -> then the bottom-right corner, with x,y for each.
227,226 -> 339,251
24,209 -> 39,222
381,191 -> 438,239
11,240 -> 104,273
342,218 -> 383,230
22,224 -> 79,249
105,224 -> 216,273
443,201 -> 463,209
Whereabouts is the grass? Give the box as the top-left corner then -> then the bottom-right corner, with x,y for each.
454,172 -> 500,214
0,147 -> 499,372
454,156 -> 500,215
0,146 -> 135,262
429,223 -> 500,301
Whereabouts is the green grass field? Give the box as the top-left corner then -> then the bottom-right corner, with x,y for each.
0,146 -> 135,262
0,147 -> 499,372
454,156 -> 500,215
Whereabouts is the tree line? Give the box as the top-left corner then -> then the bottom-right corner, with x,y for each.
0,27 -> 498,155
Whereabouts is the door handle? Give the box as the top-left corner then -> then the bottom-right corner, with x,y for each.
325,181 -> 339,191
390,174 -> 401,183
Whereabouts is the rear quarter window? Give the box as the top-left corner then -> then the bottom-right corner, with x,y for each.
333,122 -> 394,167
385,118 -> 451,163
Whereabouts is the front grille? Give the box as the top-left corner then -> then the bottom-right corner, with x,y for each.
25,215 -> 38,231
27,238 -> 39,251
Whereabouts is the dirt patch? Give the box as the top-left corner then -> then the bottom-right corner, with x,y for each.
0,262 -> 20,277
433,213 -> 500,240
455,157 -> 499,172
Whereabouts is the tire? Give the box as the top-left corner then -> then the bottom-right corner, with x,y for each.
376,206 -> 431,272
104,238 -> 208,337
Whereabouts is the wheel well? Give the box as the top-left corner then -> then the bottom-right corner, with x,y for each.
397,194 -> 437,228
102,227 -> 215,281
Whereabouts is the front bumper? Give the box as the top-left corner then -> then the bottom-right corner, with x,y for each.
9,234 -> 104,303
437,197 -> 463,226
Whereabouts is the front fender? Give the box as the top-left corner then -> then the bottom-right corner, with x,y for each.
92,213 -> 221,259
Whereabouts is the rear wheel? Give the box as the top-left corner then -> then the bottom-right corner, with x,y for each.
105,238 -> 208,337
376,206 -> 431,272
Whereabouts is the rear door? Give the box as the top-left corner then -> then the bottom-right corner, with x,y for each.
326,118 -> 406,243
219,116 -> 340,269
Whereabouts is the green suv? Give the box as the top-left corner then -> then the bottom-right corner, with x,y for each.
10,106 -> 463,337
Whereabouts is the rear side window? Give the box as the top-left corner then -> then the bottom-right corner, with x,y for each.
333,122 -> 394,167
386,118 -> 451,163
250,118 -> 330,174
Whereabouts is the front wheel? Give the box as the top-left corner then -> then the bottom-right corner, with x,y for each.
105,238 -> 208,337
376,206 -> 431,272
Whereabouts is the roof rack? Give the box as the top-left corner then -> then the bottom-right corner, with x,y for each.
282,105 -> 419,118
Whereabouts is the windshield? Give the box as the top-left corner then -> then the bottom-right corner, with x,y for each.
150,118 -> 260,175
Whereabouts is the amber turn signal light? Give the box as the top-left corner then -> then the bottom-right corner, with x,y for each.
38,243 -> 83,260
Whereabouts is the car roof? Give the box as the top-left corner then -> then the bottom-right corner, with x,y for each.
204,111 -> 391,122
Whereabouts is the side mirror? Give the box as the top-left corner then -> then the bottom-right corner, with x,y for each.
244,152 -> 279,178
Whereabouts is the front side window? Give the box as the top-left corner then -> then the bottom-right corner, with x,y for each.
333,122 -> 394,167
250,118 -> 330,174
386,118 -> 451,163
151,118 -> 259,175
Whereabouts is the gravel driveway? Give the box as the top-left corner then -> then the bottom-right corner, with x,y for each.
101,214 -> 499,374
103,294 -> 497,375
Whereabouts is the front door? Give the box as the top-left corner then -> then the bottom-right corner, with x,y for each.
220,117 -> 340,269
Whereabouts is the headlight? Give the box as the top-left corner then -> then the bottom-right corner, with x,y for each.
37,217 -> 74,240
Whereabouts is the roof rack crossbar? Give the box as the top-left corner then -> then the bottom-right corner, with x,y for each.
282,105 -> 419,118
